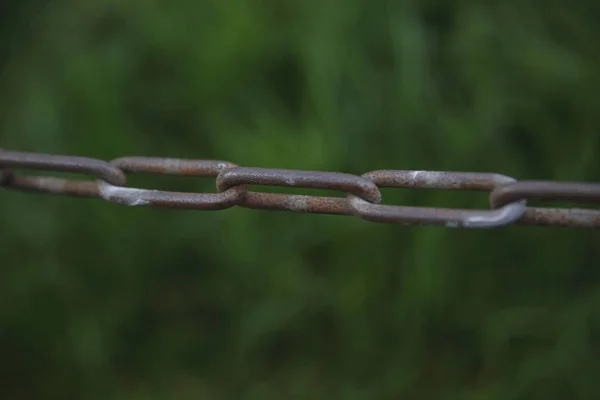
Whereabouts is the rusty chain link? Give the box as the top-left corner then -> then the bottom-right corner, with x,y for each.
1,149 -> 599,228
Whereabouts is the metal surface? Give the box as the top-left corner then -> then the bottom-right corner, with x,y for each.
347,170 -> 527,228
518,207 -> 600,229
489,180 -> 600,228
216,167 -> 382,203
490,181 -> 600,208
1,149 -> 599,228
0,150 -> 126,185
98,157 -> 247,210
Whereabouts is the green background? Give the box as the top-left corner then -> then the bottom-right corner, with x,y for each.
1,1 -> 599,399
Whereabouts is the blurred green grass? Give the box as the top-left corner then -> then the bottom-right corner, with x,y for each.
1,1 -> 600,399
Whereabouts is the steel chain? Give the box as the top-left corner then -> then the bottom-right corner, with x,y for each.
1,149 -> 599,229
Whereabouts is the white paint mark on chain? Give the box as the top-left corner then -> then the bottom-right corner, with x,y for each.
464,200 -> 527,228
98,181 -> 151,206
284,176 -> 296,186
409,170 -> 443,187
163,158 -> 183,174
289,197 -> 309,212
409,170 -> 422,180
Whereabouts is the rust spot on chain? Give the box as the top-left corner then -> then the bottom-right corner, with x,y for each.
518,208 -> 600,228
242,192 -> 350,214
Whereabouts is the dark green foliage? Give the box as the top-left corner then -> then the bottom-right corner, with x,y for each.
1,1 -> 599,398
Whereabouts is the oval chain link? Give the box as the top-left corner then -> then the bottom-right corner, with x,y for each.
99,157 -> 247,210
346,170 -> 527,228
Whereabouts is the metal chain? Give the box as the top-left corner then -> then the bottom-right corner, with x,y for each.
1,149 -> 599,228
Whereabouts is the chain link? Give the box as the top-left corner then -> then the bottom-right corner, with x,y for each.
348,171 -> 527,228
100,157 -> 247,209
1,149 -> 599,229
